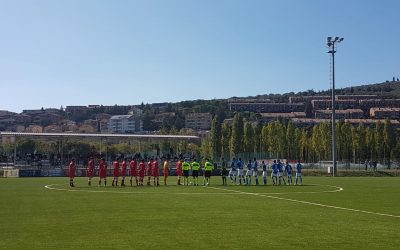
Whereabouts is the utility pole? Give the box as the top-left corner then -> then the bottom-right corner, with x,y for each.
327,36 -> 344,177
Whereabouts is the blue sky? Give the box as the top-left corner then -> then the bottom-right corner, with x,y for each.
1,0 -> 399,112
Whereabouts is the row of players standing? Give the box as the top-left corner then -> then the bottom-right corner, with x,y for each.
222,158 -> 303,186
68,157 -> 302,188
68,157 -> 215,187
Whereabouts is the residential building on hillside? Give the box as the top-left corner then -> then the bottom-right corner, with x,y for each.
44,125 -> 62,133
229,103 -> 305,113
25,125 -> 43,133
65,106 -> 88,113
108,115 -> 142,133
345,119 -> 400,128
289,96 -> 331,103
370,108 -> 400,119
289,95 -> 378,104
290,118 -> 330,127
128,107 -> 143,116
260,112 -> 306,123
311,99 -> 360,110
336,95 -> 378,100
314,109 -> 364,119
360,99 -> 400,109
228,98 -> 272,103
185,113 -> 212,130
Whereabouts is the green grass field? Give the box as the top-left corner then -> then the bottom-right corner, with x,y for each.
1,176 -> 399,249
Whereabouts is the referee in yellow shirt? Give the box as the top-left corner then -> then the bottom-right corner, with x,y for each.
191,159 -> 200,186
204,159 -> 214,186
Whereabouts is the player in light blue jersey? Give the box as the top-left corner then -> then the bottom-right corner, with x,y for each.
295,160 -> 303,185
285,161 -> 293,185
253,158 -> 259,185
261,161 -> 267,185
271,160 -> 278,185
245,159 -> 252,185
277,159 -> 286,185
229,158 -> 237,184
237,158 -> 245,185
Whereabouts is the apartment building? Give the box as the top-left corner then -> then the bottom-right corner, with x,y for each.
108,115 -> 142,133
370,108 -> 400,119
185,113 -> 212,130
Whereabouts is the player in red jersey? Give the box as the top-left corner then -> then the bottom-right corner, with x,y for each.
112,158 -> 120,187
146,158 -> 152,186
69,158 -> 76,187
129,158 -> 138,186
99,158 -> 108,186
152,158 -> 160,186
138,159 -> 145,186
176,158 -> 183,185
87,157 -> 95,186
120,158 -> 127,187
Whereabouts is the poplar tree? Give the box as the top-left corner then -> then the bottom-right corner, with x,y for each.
210,115 -> 222,159
230,113 -> 244,157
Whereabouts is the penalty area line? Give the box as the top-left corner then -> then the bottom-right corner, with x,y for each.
207,186 -> 400,219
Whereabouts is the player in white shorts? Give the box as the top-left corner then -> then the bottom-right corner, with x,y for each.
285,160 -> 293,185
261,161 -> 267,185
237,158 -> 245,185
271,160 -> 278,185
245,159 -> 252,185
277,159 -> 286,185
295,160 -> 303,185
229,158 -> 237,184
252,158 -> 259,185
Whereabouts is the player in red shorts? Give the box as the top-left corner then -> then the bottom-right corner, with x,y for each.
87,157 -> 95,186
176,158 -> 183,185
138,159 -> 145,186
120,158 -> 127,187
146,158 -> 153,186
69,158 -> 76,187
99,158 -> 107,186
112,158 -> 120,187
152,158 -> 160,186
129,158 -> 138,186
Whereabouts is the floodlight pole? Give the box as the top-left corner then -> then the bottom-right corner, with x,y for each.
327,37 -> 343,177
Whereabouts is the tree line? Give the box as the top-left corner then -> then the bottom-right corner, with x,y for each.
203,113 -> 400,168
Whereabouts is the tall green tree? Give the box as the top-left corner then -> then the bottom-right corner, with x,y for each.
383,119 -> 395,168
286,121 -> 296,160
261,125 -> 269,158
311,125 -> 321,162
210,115 -> 222,159
341,121 -> 352,162
300,129 -> 309,162
357,123 -> 367,161
221,123 -> 231,160
319,122 -> 331,160
365,127 -> 375,160
294,128 -> 302,161
254,123 -> 263,159
230,113 -> 244,157
375,121 -> 384,162
244,123 -> 255,159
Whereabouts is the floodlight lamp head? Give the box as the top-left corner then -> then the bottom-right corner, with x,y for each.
339,37 -> 344,42
335,37 -> 339,41
327,36 -> 332,42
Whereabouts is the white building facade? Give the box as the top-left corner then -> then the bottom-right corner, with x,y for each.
108,115 -> 142,133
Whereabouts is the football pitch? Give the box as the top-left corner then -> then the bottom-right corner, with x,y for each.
1,177 -> 399,249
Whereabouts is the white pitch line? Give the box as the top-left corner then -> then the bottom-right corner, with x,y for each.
45,183 -> 342,195
44,184 -> 239,195
207,186 -> 400,219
